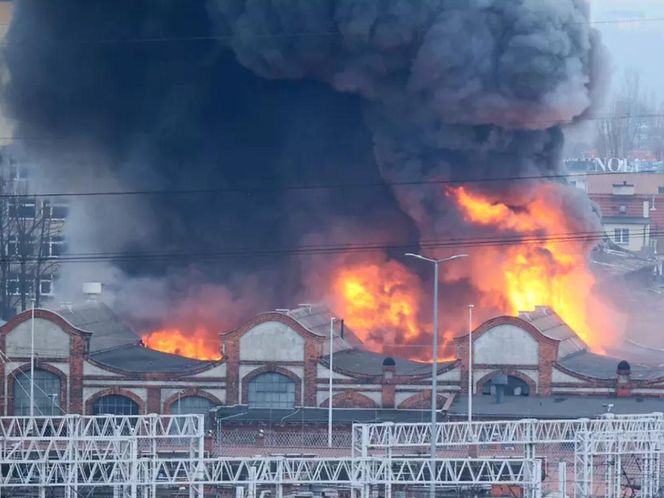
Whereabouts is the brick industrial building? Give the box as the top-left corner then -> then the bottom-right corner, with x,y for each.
3,295 -> 664,437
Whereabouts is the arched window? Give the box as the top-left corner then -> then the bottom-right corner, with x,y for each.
482,375 -> 530,397
248,372 -> 296,409
171,395 -> 216,430
92,394 -> 139,415
13,369 -> 61,416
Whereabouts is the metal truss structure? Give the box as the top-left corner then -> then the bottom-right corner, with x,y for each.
355,412 -> 664,498
3,413 -> 664,498
351,413 -> 664,453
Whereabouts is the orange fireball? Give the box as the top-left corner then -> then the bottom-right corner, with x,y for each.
143,327 -> 222,360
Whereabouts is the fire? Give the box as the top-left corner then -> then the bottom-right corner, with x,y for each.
332,260 -> 423,350
143,327 -> 222,360
448,185 -> 611,351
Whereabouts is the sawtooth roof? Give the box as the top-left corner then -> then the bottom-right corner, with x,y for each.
51,301 -> 140,353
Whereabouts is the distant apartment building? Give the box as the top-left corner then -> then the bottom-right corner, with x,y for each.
0,147 -> 68,317
585,173 -> 664,258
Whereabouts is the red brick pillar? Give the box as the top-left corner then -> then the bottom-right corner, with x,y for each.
223,337 -> 240,405
303,341 -> 320,406
537,343 -> 557,396
456,340 -> 471,394
69,336 -> 88,414
147,387 -> 161,414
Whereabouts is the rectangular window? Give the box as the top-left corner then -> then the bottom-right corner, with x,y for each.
40,278 -> 53,296
42,200 -> 69,220
6,278 -> 19,296
658,187 -> 664,194
9,235 -> 34,256
614,228 -> 630,244
6,277 -> 33,296
41,236 -> 65,258
9,200 -> 36,219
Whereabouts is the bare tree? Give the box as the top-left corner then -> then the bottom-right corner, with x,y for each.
0,152 -> 65,318
647,102 -> 664,161
595,70 -> 651,158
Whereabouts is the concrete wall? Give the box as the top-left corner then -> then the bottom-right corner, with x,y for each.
474,324 -> 539,365
552,368 -> 586,384
5,318 -> 71,358
239,321 -> 304,362
604,222 -> 650,252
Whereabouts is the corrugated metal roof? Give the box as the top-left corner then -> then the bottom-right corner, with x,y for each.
285,304 -> 363,354
518,307 -> 587,359
320,348 -> 448,377
90,344 -> 213,373
558,351 -> 664,380
590,246 -> 655,279
51,301 -> 140,353
450,394 -> 664,419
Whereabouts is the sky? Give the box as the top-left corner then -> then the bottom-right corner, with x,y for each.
591,0 -> 664,99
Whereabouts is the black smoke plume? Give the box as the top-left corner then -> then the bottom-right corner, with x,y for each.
1,1 -> 602,344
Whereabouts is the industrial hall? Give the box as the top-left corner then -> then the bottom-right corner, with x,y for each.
3,296 -> 664,433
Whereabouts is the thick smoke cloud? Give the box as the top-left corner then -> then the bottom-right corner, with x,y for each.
209,0 -> 601,239
1,0 -> 601,339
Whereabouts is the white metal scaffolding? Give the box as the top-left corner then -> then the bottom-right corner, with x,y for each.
3,412 -> 664,497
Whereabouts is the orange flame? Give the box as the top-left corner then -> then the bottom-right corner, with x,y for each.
332,260 -> 422,347
331,260 -> 462,360
448,185 -> 615,351
143,327 -> 221,360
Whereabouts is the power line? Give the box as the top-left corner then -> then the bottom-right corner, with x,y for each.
0,169 -> 654,199
0,227 -> 649,264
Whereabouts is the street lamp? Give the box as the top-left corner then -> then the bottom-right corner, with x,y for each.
404,252 -> 468,498
30,298 -> 36,420
328,317 -> 336,448
467,304 -> 474,423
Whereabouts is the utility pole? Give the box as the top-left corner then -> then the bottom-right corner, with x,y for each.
405,253 -> 468,498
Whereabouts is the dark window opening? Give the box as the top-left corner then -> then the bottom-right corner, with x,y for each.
482,375 -> 530,396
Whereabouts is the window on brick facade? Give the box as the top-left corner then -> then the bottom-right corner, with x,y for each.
171,395 -> 215,430
248,372 -> 296,409
481,375 -> 529,396
614,228 -> 629,244
92,394 -> 139,415
13,369 -> 61,416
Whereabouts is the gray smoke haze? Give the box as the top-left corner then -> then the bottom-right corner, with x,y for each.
1,0 -> 604,347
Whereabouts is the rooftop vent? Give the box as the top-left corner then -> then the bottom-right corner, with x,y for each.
82,282 -> 102,301
617,360 -> 631,375
382,357 -> 396,367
